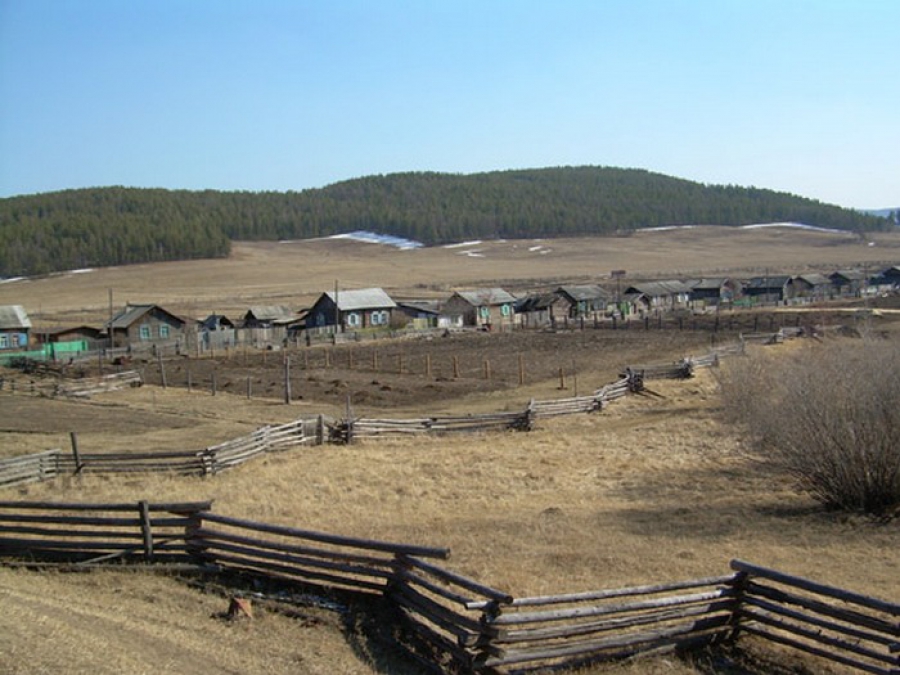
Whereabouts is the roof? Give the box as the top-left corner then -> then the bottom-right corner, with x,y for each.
0,305 -> 32,330
246,306 -> 296,321
793,273 -> 830,286
744,276 -> 792,290
325,288 -> 397,311
396,300 -> 442,315
110,304 -> 185,328
685,278 -> 730,291
452,288 -> 517,306
36,324 -> 103,337
625,281 -> 692,296
830,269 -> 867,282
516,293 -> 561,312
556,285 -> 609,301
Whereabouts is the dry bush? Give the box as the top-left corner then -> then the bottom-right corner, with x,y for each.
719,339 -> 900,515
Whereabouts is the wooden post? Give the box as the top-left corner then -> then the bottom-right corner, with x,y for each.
138,500 -> 153,562
425,353 -> 432,378
211,372 -> 217,396
69,431 -> 84,475
518,354 -> 525,386
325,349 -> 332,368
452,355 -> 460,379
157,352 -> 167,389
246,376 -> 252,399
186,366 -> 192,393
572,359 -> 578,398
283,356 -> 291,404
316,414 -> 325,445
483,358 -> 491,381
558,366 -> 566,390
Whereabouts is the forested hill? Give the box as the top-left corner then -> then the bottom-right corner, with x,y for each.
0,166 -> 890,277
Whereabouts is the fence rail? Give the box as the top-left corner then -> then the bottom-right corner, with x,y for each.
1,500 -> 895,674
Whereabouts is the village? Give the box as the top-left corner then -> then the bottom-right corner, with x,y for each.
1,265 -> 899,365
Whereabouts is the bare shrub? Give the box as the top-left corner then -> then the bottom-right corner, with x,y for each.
719,339 -> 900,515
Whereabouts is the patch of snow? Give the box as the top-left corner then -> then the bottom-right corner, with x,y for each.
739,222 -> 847,235
458,250 -> 485,258
443,240 -> 483,249
69,268 -> 95,275
328,230 -> 423,249
639,225 -> 697,232
0,276 -> 26,285
528,246 -> 544,252
539,249 -> 551,255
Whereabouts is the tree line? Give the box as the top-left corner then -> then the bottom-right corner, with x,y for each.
0,166 -> 891,277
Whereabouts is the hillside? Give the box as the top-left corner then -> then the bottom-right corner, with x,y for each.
0,166 -> 891,277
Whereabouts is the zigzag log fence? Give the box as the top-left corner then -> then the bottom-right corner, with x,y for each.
0,341 -> 760,488
0,501 -> 897,674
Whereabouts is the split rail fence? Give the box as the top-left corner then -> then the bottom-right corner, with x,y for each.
1,501 -> 896,674
0,341 -> 760,488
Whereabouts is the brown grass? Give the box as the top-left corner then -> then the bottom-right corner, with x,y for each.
2,230 -> 899,674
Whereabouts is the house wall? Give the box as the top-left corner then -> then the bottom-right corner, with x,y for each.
0,328 -> 29,351
115,308 -> 185,348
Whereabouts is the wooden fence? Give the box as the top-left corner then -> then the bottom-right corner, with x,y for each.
0,417 -> 325,488
0,500 -> 209,565
1,501 -> 896,674
0,370 -> 142,399
732,560 -> 900,675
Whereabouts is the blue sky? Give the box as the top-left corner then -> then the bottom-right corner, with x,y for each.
1,0 -> 897,208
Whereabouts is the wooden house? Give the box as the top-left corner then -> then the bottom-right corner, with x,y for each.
555,285 -> 610,320
515,293 -> 565,329
829,270 -> 867,297
395,301 -> 450,330
443,288 -> 517,330
108,304 -> 186,348
685,278 -> 740,307
306,287 -> 397,332
742,276 -> 792,304
622,281 -> 691,312
871,265 -> 900,291
787,274 -> 831,301
0,305 -> 31,351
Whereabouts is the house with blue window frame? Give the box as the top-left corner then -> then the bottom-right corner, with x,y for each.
108,304 -> 187,349
0,305 -> 31,351
443,288 -> 518,330
306,288 -> 398,333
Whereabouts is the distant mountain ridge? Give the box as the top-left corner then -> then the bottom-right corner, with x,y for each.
0,166 -> 891,277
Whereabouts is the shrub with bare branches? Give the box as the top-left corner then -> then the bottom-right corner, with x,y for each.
719,339 -> 900,515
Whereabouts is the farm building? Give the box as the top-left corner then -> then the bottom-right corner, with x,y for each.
395,300 -> 454,330
555,285 -> 610,319
871,265 -> 900,291
108,304 -> 187,349
306,287 -> 398,333
829,270 -> 868,297
787,274 -> 831,301
0,305 -> 31,351
742,275 -> 792,304
516,292 -> 565,329
34,325 -> 105,351
199,314 -> 237,350
622,281 -> 691,312
242,306 -> 296,329
443,288 -> 518,330
685,278 -> 740,307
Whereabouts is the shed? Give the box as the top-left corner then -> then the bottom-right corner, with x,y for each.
242,306 -> 297,329
685,278 -> 740,306
515,292 -> 565,329
742,276 -> 792,303
829,270 -> 867,296
555,285 -> 610,319
787,274 -> 831,300
623,281 -> 692,311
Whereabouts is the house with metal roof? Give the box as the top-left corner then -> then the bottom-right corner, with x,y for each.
108,304 -> 186,348
242,306 -> 297,328
306,287 -> 398,332
685,278 -> 740,307
443,288 -> 517,330
622,281 -> 692,311
787,274 -> 831,301
0,305 -> 32,351
555,285 -> 610,319
829,270 -> 868,297
742,275 -> 792,304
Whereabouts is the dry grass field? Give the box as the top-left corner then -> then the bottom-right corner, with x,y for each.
2,229 -> 900,674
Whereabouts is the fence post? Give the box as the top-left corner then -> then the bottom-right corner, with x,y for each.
316,414 -> 325,445
138,500 -> 154,562
69,431 -> 85,475
726,566 -> 750,643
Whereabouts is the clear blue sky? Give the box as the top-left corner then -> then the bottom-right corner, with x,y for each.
1,0 -> 897,209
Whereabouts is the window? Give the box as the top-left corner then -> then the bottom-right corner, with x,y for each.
0,334 -> 8,349
480,306 -> 490,319
346,312 -> 361,328
500,304 -> 511,317
159,325 -> 170,339
371,310 -> 388,326
139,325 -> 151,340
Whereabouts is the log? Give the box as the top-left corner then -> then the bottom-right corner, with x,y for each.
400,555 -> 512,603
